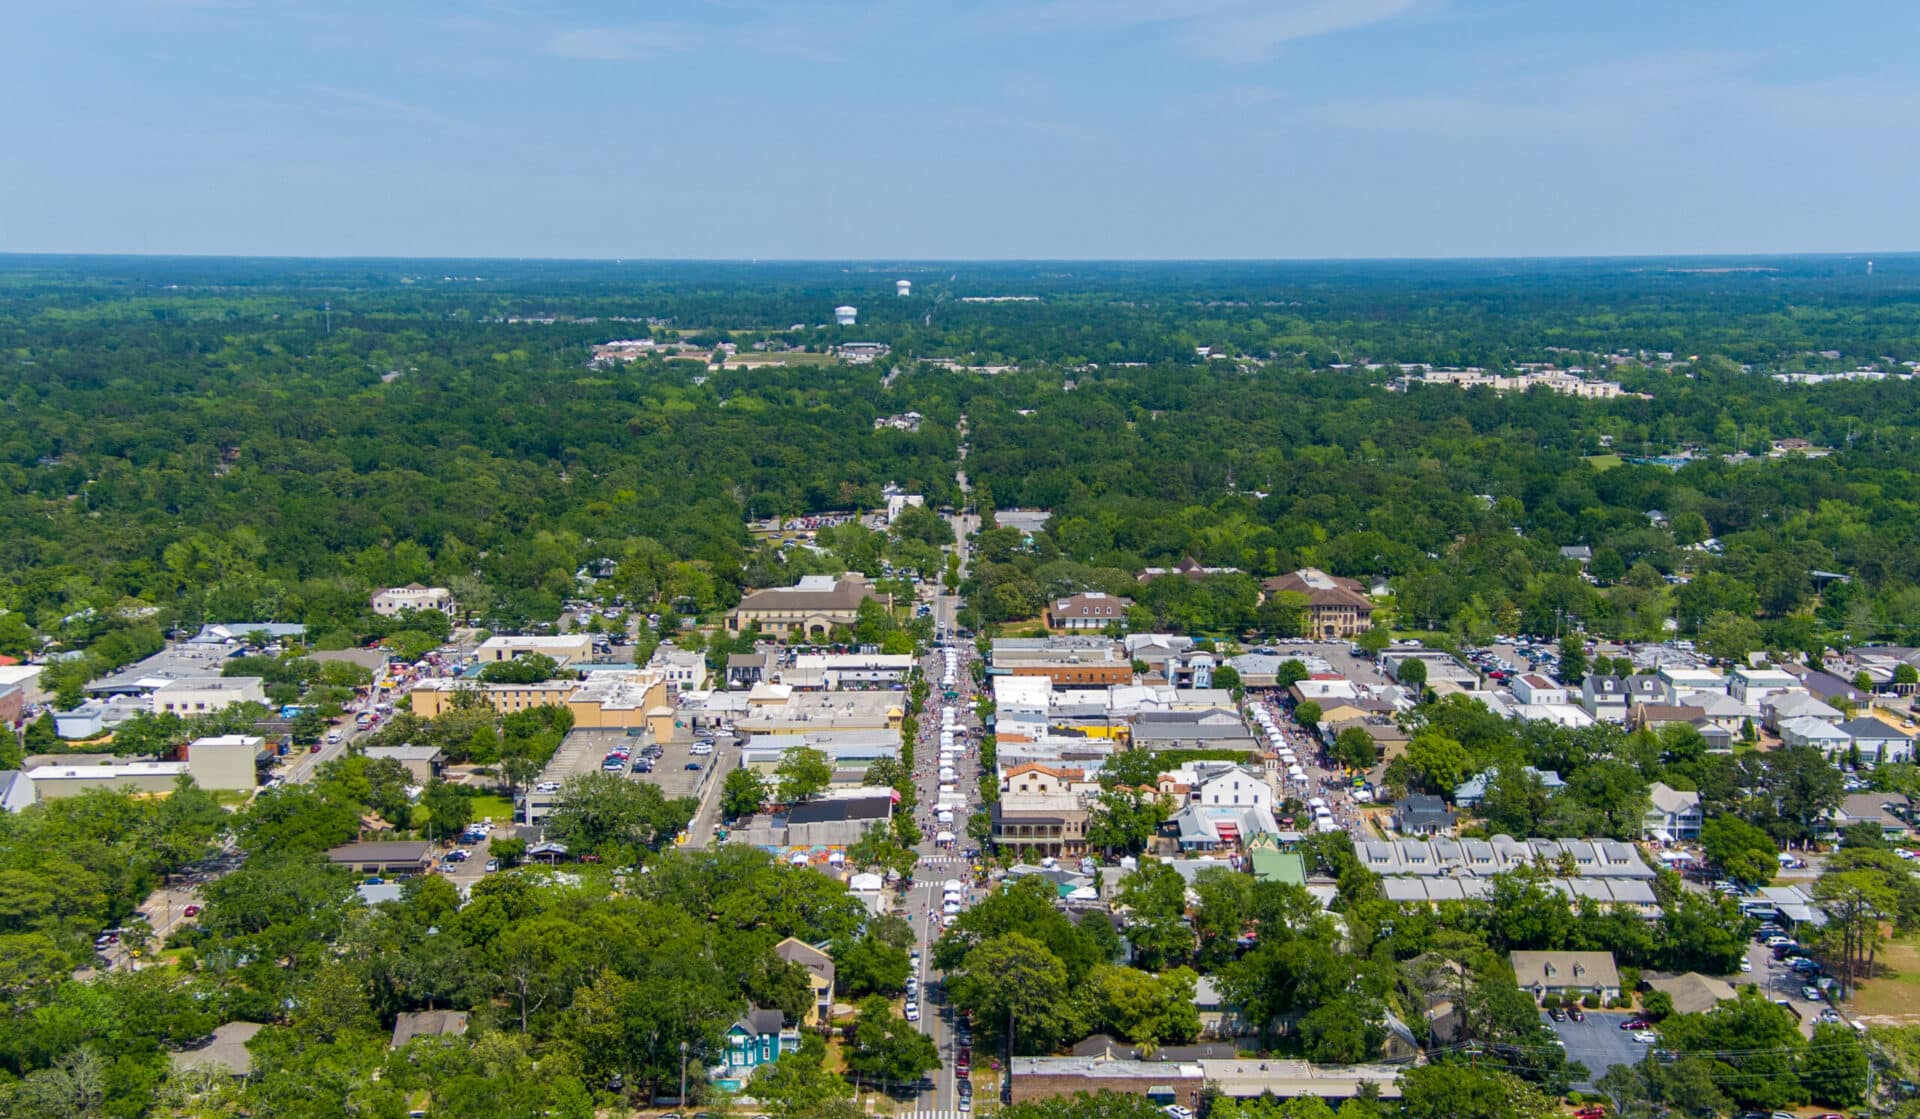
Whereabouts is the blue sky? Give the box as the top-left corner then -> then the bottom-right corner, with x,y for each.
4,0 -> 1918,259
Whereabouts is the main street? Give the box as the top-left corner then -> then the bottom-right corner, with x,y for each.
903,479 -> 982,1119
905,633 -> 979,1119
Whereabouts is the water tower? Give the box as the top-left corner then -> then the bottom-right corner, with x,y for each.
896,279 -> 911,297
834,305 -> 858,326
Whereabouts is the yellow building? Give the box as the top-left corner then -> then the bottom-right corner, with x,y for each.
566,671 -> 671,731
727,574 -> 884,640
409,680 -> 576,718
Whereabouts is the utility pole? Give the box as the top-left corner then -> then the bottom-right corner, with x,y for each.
324,302 -> 331,334
679,1039 -> 689,1107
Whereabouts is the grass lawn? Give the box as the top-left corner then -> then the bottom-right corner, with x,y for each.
465,793 -> 515,823
1583,454 -> 1624,471
1847,934 -> 1920,1021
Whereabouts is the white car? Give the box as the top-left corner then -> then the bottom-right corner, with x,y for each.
1631,1031 -> 1657,1044
1740,958 -> 1752,972
905,1005 -> 920,1022
1164,1108 -> 1195,1119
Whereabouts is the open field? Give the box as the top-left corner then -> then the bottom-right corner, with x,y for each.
1584,454 -> 1624,470
1846,935 -> 1920,1023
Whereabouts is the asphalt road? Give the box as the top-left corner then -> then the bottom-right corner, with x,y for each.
907,588 -> 982,1114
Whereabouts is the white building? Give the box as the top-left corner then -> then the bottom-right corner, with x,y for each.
475,634 -> 594,664
1659,667 -> 1728,704
1511,673 -> 1569,705
371,584 -> 453,617
151,677 -> 266,717
1730,666 -> 1807,707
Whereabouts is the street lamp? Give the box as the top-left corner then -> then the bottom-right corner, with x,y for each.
680,1040 -> 690,1108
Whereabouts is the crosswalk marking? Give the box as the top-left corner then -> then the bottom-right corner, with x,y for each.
897,1110 -> 966,1119
918,855 -> 970,866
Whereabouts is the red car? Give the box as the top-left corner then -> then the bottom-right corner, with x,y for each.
183,905 -> 202,918
1618,1018 -> 1651,1031
1575,1108 -> 1606,1119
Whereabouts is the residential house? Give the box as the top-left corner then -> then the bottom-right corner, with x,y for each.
1453,767 -> 1563,809
1781,663 -> 1870,709
1779,715 -> 1852,755
1261,568 -> 1374,639
713,1007 -> 799,1091
1393,794 -> 1454,836
1764,692 -> 1845,733
1047,592 -> 1133,633
1581,674 -> 1666,722
726,574 -> 883,640
1559,545 -> 1592,565
1829,793 -> 1912,840
391,1010 -> 469,1048
774,938 -> 836,1027
1643,973 -> 1736,1016
1510,950 -> 1621,1002
1839,716 -> 1918,764
1643,782 -> 1702,841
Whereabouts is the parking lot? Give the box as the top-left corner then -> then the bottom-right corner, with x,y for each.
1543,1010 -> 1642,1089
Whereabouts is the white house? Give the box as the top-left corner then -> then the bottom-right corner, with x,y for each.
1643,782 -> 1702,841
1763,692 -> 1844,731
1512,673 -> 1569,705
1838,717 -> 1918,764
1779,715 -> 1852,755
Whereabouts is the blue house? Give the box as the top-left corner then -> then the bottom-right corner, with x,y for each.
711,1007 -> 798,1091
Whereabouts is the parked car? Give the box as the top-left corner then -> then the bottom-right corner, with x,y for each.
1567,1006 -> 1584,1021
1574,1107 -> 1607,1119
1631,1031 -> 1658,1044
1620,1018 -> 1651,1031
183,904 -> 201,917
1548,1007 -> 1566,1021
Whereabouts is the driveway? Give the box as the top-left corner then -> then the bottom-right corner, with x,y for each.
1544,1010 -> 1642,1090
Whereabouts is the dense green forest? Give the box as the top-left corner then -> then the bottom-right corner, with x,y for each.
7,253 -> 1920,670
5,255 -> 1920,1117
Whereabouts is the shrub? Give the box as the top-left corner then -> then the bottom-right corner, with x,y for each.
1583,993 -> 1601,1008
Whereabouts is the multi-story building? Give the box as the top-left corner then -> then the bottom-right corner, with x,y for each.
1046,592 -> 1132,632
370,584 -> 454,617
1261,569 -> 1374,639
990,763 -> 1094,857
410,679 -> 577,718
727,574 -> 883,640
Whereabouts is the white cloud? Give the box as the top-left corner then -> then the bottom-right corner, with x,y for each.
1012,0 -> 1419,62
546,24 -> 692,61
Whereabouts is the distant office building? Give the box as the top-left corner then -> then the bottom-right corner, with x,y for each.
370,584 -> 453,617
